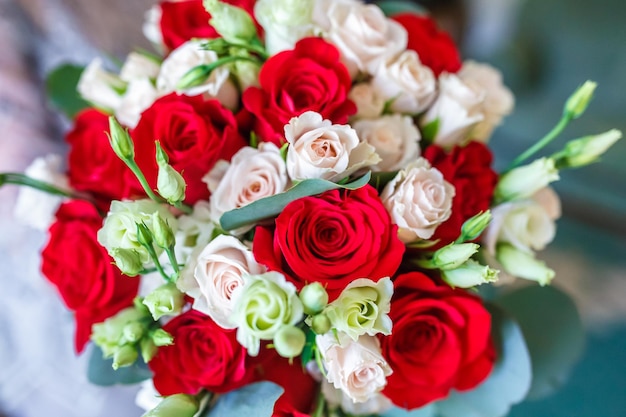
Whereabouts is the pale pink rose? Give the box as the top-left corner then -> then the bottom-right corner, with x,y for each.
421,73 -> 485,148
205,143 -> 288,228
353,115 -> 420,172
321,381 -> 393,415
348,83 -> 385,120
177,235 -> 266,329
312,0 -> 407,77
380,158 -> 455,242
285,111 -> 379,181
371,50 -> 437,114
484,187 -> 561,255
317,332 -> 392,403
459,60 -> 514,142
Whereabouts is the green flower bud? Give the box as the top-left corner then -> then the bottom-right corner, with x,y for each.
310,313 -> 331,335
273,325 -> 306,359
91,307 -> 146,357
108,116 -> 135,161
151,212 -> 176,249
157,164 -> 186,204
176,65 -> 211,90
299,282 -> 329,315
151,328 -> 174,347
111,247 -> 144,276
155,141 -> 169,166
136,222 -> 154,248
553,129 -> 622,168
433,243 -> 480,270
204,0 -> 257,43
564,80 -> 597,119
122,321 -> 147,344
142,394 -> 200,417
143,282 -> 185,320
495,158 -> 559,203
325,278 -> 393,341
112,344 -> 138,370
231,272 -> 304,356
496,244 -> 555,286
441,260 -> 499,288
459,211 -> 492,242
140,337 -> 158,363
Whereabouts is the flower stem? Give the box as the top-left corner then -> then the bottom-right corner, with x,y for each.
125,160 -> 163,203
312,388 -> 326,417
165,246 -> 180,279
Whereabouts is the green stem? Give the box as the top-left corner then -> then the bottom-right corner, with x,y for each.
165,246 -> 180,278
174,201 -> 193,215
140,241 -> 174,283
125,160 -> 163,203
506,114 -> 572,171
230,39 -> 269,60
312,387 -> 326,417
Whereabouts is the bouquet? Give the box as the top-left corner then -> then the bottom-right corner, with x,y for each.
2,0 -> 622,416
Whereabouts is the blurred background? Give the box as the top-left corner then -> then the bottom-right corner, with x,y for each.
0,0 -> 624,416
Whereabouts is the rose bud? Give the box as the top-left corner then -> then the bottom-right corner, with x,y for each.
273,325 -> 307,359
142,394 -> 200,417
143,283 -> 185,320
299,282 -> 329,315
495,158 -> 559,203
441,260 -> 499,288
496,244 -> 555,286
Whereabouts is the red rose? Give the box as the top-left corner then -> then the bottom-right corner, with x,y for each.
41,200 -> 139,352
253,185 -> 405,301
424,141 -> 498,246
242,37 -> 356,145
66,109 -> 139,201
380,272 -> 495,409
149,309 -> 248,395
392,14 -> 462,76
132,94 -> 246,204
159,0 -> 259,51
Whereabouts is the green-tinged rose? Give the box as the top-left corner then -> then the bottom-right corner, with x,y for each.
564,80 -> 596,119
432,243 -> 480,270
111,247 -> 144,276
495,158 -> 560,203
98,199 -> 177,263
112,344 -> 139,369
273,325 -> 306,359
441,259 -> 499,288
299,282 -> 329,315
254,0 -> 315,55
204,0 -> 257,43
142,394 -> 200,417
143,282 -> 185,320
325,278 -> 393,341
231,271 -> 304,356
553,129 -> 622,168
496,244 -> 555,286
91,307 -> 147,357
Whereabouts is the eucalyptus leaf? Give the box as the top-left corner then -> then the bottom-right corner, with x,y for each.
45,63 -> 89,119
382,404 -> 436,417
201,382 -> 284,417
87,345 -> 152,386
377,0 -> 427,16
496,285 -> 584,400
436,305 -> 532,417
219,172 -> 371,231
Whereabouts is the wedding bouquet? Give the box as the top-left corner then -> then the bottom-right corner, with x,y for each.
2,0 -> 622,416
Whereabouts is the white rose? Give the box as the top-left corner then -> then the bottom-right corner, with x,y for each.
317,332 -> 392,403
380,158 -> 455,242
120,52 -> 161,82
115,78 -> 158,128
173,201 -> 215,266
77,58 -> 125,111
371,50 -> 437,114
348,83 -> 385,120
353,115 -> 420,172
285,111 -> 379,181
177,235 -> 265,329
484,187 -> 561,255
254,0 -> 316,55
205,143 -> 288,230
321,381 -> 393,415
13,154 -> 72,230
421,73 -> 485,148
312,0 -> 407,77
142,5 -> 164,49
459,60 -> 514,142
156,40 -> 238,108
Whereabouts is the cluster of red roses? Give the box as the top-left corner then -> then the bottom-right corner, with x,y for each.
39,1 -> 501,415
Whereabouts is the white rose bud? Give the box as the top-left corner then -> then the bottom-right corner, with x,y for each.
495,157 -> 560,203
78,58 -> 125,111
143,282 -> 185,320
371,50 -> 437,115
254,0 -> 316,55
177,234 -> 266,329
421,73 -> 485,148
317,332 -> 392,403
381,158 -> 455,242
348,83 -> 385,120
442,259 -> 499,288
353,115 -> 420,172
553,129 -> 622,168
496,244 -> 555,286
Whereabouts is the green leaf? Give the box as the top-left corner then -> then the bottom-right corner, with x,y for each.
201,382 -> 284,417
219,172 -> 372,231
421,118 -> 440,144
45,64 -> 89,119
436,305 -> 532,417
495,285 -> 584,400
382,404 -> 436,417
300,327 -> 317,369
377,0 -> 427,16
369,170 -> 399,192
87,345 -> 152,386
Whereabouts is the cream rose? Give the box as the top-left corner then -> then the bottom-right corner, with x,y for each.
142,5 -> 164,49
380,158 -> 455,242
205,143 -> 288,230
317,332 -> 392,403
177,235 -> 266,329
77,58 -> 125,111
348,82 -> 385,120
353,114 -> 420,172
285,111 -> 379,181
321,381 -> 393,415
120,52 -> 161,82
371,50 -> 437,114
459,60 -> 514,142
115,78 -> 158,128
484,187 -> 561,255
421,73 -> 485,148
172,201 -> 215,265
254,0 -> 316,55
312,0 -> 407,77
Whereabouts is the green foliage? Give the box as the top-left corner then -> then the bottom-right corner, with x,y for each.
201,382 -> 284,417
377,0 -> 427,17
87,345 -> 152,386
45,64 -> 89,119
